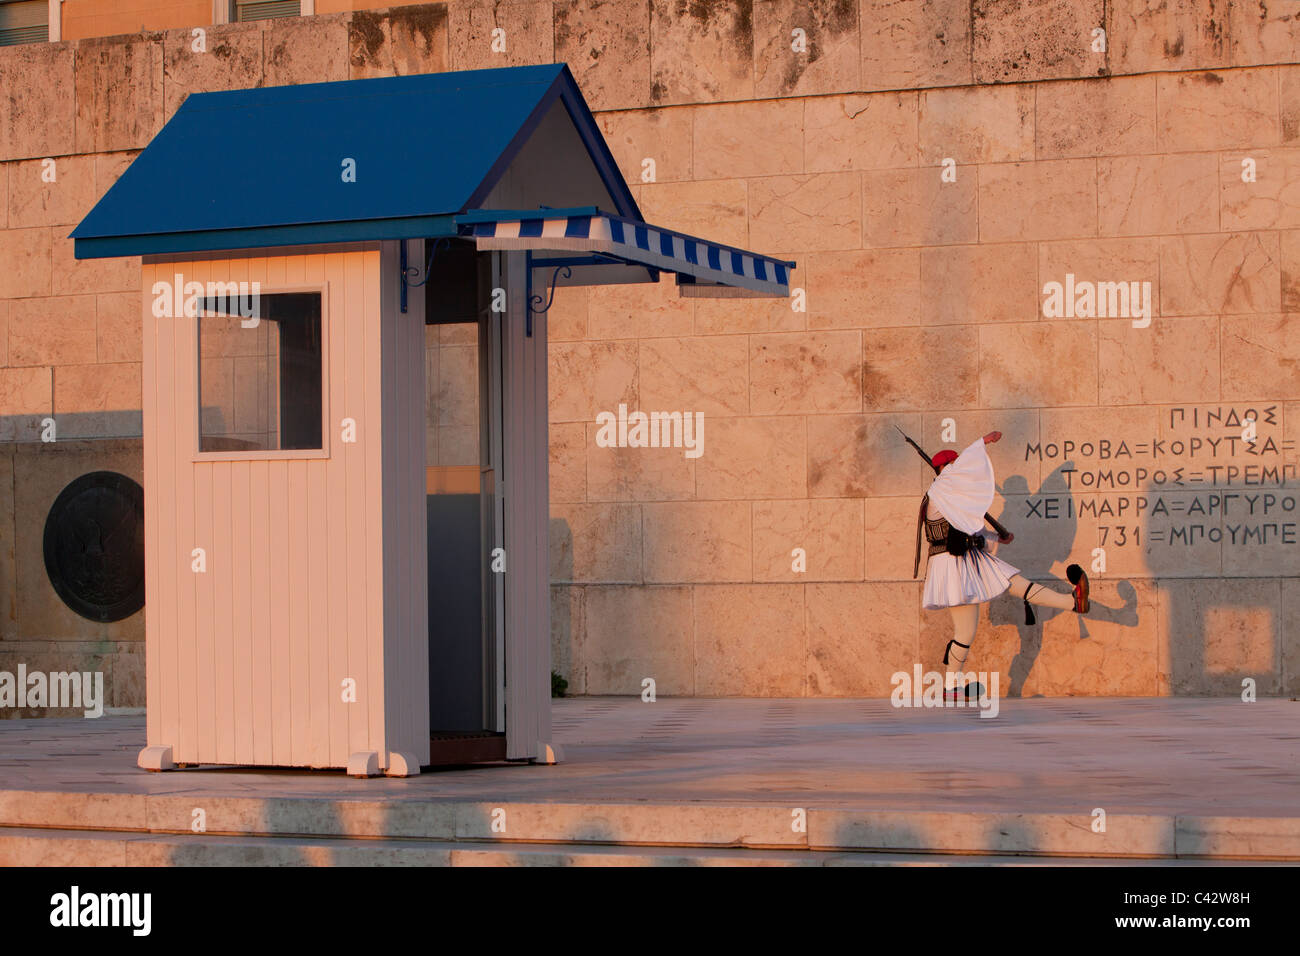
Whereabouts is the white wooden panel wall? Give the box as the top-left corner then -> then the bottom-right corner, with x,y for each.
141,245 -> 424,768
502,252 -> 553,760
379,241 -> 430,765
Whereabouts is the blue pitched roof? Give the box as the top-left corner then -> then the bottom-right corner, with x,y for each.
72,63 -> 640,259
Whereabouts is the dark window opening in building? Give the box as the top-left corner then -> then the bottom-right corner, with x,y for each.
233,0 -> 301,22
198,290 -> 323,453
0,1 -> 49,46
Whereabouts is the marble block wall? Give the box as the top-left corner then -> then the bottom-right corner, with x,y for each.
2,1 -> 1299,708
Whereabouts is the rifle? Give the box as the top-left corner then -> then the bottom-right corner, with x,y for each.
895,426 -> 1011,539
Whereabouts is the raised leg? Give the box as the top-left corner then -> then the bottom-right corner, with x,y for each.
1008,573 -> 1080,612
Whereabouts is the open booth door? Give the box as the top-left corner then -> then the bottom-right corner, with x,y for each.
423,241 -> 508,764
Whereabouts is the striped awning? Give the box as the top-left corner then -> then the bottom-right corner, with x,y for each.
457,207 -> 795,297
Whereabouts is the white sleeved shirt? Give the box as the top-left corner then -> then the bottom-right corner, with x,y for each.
925,437 -> 996,535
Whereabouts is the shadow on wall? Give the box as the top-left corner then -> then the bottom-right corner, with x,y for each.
997,461 -> 1140,697
549,517 -> 576,696
990,461 -> 1295,697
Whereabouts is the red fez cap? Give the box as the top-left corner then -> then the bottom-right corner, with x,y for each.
931,449 -> 959,470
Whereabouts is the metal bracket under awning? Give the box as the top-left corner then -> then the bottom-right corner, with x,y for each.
455,207 -> 796,299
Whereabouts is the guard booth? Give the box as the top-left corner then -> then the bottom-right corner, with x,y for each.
71,64 -> 793,776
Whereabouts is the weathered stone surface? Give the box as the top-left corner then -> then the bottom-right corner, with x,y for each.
642,501 -> 752,582
586,425 -> 697,501
750,172 -> 860,251
53,362 -> 142,417
547,340 -> 638,422
972,0 -> 1106,83
1283,578 -> 1300,695
555,0 -> 651,110
1035,75 -> 1156,159
649,0 -> 754,105
1098,153 -> 1219,236
95,291 -> 141,366
550,421 -> 587,503
860,0 -> 971,90
0,367 -> 51,422
806,411 -> 930,498
1098,315 -> 1220,404
1038,237 -> 1161,318
6,155 -> 97,229
598,107 -> 693,185
547,283 -> 587,341
162,21 -> 263,117
693,99 -> 804,179
1016,578 -> 1158,697
862,327 -> 979,410
1034,403 -> 1159,494
978,160 -> 1098,242
1158,578 -> 1282,695
804,92 -> 917,172
694,584 -> 805,695
753,497 -> 865,581
979,322 -> 1100,408
550,503 -> 643,582
1156,69 -> 1279,151
1159,232 -> 1281,315
638,178 -> 748,248
753,0 -> 860,97
52,231 -> 139,296
551,583 -> 585,694
582,585 -> 694,694
1107,0 -> 1233,74
0,226 -> 52,298
0,42 -> 75,161
807,248 -> 920,328
1283,229 -> 1300,312
1229,0 -> 1300,67
75,35 -> 165,154
696,416 -> 807,499
640,335 -> 749,415
1283,66 -> 1300,145
918,84 -> 1033,164
862,495 -> 920,580
918,408 -> 1043,491
448,0 -> 552,70
861,167 -> 977,247
920,243 -> 1037,325
7,296 -> 97,367
264,12 -> 350,86
1220,149 -> 1300,231
693,286 -> 803,334
587,279 -> 693,340
348,4 -> 449,78
750,330 -> 862,413
805,583 -> 917,694
1221,315 -> 1300,401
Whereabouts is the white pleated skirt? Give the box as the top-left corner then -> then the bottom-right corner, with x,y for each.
922,548 -> 1020,609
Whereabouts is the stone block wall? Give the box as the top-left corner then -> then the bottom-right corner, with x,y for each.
2,1 -> 1298,707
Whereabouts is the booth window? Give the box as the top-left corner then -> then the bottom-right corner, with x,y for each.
232,0 -> 301,21
0,1 -> 49,46
198,290 -> 324,455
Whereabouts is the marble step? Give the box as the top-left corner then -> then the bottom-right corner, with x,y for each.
0,826 -> 1284,867
2,789 -> 1297,860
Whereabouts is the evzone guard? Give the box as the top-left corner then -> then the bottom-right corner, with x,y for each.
908,430 -> 1091,701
